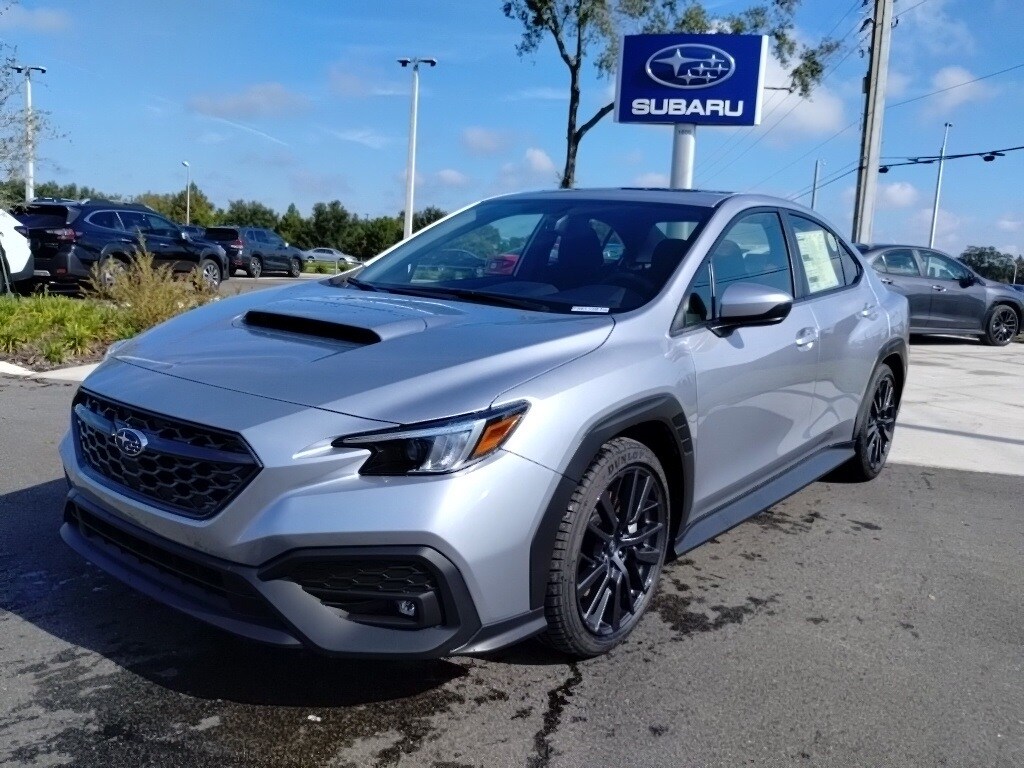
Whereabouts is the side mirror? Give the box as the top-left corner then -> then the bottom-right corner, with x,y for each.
711,283 -> 793,336
959,273 -> 975,288
180,230 -> 190,241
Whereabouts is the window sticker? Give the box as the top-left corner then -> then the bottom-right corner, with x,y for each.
795,229 -> 840,292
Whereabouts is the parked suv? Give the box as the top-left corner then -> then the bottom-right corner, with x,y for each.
203,226 -> 305,278
13,199 -> 229,288
60,190 -> 908,659
858,244 -> 1022,345
0,208 -> 33,291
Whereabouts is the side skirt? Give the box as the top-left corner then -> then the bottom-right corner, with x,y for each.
674,444 -> 854,556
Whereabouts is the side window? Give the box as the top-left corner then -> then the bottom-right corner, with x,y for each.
711,211 -> 793,298
118,211 -> 146,233
922,251 -> 968,281
144,213 -> 178,234
789,215 -> 846,295
869,256 -> 888,274
254,229 -> 272,244
89,211 -> 122,230
882,249 -> 921,276
839,244 -> 862,285
673,260 -> 712,332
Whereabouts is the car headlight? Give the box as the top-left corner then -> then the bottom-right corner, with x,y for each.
334,402 -> 528,475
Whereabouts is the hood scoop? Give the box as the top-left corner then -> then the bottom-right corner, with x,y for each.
239,296 -> 444,345
244,310 -> 382,345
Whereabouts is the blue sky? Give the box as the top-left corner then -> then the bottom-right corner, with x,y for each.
2,0 -> 1022,257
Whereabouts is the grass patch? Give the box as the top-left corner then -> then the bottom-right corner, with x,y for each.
0,253 -> 217,369
302,260 -> 354,275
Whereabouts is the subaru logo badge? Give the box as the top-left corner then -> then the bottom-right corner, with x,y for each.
113,427 -> 148,458
645,44 -> 735,89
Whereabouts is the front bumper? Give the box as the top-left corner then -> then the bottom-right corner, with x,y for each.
59,368 -> 558,656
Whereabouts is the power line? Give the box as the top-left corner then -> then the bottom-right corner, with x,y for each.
887,62 -> 1024,109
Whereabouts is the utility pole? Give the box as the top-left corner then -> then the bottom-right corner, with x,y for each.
810,158 -> 824,210
181,161 -> 191,225
928,123 -> 951,248
9,64 -> 47,202
851,0 -> 894,244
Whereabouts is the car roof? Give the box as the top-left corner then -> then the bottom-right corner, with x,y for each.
495,187 -> 735,208
857,243 -> 953,255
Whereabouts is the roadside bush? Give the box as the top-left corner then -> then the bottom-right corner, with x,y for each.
302,260 -> 353,275
85,252 -> 217,335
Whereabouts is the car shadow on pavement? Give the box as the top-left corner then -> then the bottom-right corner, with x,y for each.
0,479 -> 468,708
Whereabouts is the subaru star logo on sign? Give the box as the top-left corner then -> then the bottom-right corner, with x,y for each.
615,33 -> 767,127
113,426 -> 148,457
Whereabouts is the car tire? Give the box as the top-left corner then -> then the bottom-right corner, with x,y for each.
982,304 -> 1019,346
198,258 -> 222,289
542,437 -> 670,658
98,256 -> 128,287
288,257 -> 302,278
246,256 -> 262,279
838,363 -> 898,482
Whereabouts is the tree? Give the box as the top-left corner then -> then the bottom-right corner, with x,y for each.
222,199 -> 280,229
413,206 -> 448,232
959,246 -> 1023,284
354,216 -> 403,260
309,200 -> 354,249
279,203 -> 314,249
503,0 -> 839,188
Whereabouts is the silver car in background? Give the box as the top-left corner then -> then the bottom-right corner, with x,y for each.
59,189 -> 908,658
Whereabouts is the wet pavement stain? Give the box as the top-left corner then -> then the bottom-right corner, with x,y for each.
849,520 -> 882,531
526,662 -> 582,768
653,593 -> 780,638
4,640 -> 472,768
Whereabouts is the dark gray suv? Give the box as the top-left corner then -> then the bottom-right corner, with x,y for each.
204,226 -> 305,278
858,244 -> 1022,346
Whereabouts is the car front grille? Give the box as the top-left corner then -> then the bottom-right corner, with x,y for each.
72,390 -> 260,518
285,561 -> 439,604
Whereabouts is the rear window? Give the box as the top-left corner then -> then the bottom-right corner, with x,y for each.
13,205 -> 74,229
203,227 -> 240,241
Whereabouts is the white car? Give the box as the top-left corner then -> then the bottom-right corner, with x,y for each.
0,208 -> 32,290
305,247 -> 360,266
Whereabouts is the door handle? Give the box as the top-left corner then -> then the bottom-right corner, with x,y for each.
879,277 -> 894,285
795,328 -> 818,348
931,285 -> 947,292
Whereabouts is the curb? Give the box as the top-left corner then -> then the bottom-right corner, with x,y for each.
0,360 -> 99,383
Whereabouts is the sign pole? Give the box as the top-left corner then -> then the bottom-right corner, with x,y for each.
670,124 -> 696,190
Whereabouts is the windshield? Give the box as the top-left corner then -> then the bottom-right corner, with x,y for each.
203,227 -> 240,241
341,197 -> 710,313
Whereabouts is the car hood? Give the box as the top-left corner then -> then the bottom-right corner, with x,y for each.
108,281 -> 614,424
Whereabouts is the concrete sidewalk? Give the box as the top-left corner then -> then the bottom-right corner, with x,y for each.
889,338 -> 1023,476
2,337 -> 1021,474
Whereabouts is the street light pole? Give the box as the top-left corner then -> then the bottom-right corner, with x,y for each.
181,160 -> 191,224
9,64 -> 47,202
810,158 -> 824,210
928,122 -> 952,248
398,57 -> 436,239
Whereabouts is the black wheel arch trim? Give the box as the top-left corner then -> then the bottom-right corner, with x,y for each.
854,336 -> 907,439
527,394 -> 693,610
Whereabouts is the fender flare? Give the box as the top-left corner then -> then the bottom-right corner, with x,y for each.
526,394 -> 693,610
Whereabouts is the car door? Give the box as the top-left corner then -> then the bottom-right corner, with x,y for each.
786,214 -> 889,442
671,210 -> 821,519
918,249 -> 988,331
869,248 -> 936,329
117,211 -> 171,270
253,229 -> 279,269
268,231 -> 291,269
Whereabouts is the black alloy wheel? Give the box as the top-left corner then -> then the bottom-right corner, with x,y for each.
864,372 -> 897,473
199,258 -> 221,288
247,256 -> 262,278
289,257 -> 302,278
985,305 -> 1019,346
544,437 -> 669,657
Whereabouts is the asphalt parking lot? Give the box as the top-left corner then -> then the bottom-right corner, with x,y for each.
1,342 -> 1022,767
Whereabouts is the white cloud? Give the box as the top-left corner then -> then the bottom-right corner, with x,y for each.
461,127 -> 508,155
996,217 -> 1023,233
632,172 -> 670,187
290,169 -> 350,198
758,49 -> 846,142
897,0 -> 974,55
203,116 -> 289,147
0,6 -> 70,32
525,147 -> 556,174
326,128 -> 390,150
329,67 -> 408,98
436,169 -> 470,187
188,83 -> 309,119
924,66 -> 996,114
886,71 -> 912,99
878,181 -> 920,209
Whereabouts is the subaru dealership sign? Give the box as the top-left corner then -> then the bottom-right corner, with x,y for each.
615,34 -> 768,126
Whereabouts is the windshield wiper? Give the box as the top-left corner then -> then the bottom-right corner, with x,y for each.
376,284 -> 553,312
343,277 -> 383,292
